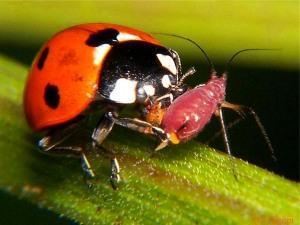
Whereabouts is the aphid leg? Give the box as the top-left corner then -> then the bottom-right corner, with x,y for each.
38,128 -> 96,178
217,108 -> 232,156
221,102 -> 246,118
221,102 -> 276,161
205,117 -> 243,145
217,108 -> 238,180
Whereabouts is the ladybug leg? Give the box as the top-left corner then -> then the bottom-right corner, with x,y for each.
91,113 -> 115,147
80,152 -> 96,178
91,113 -> 121,188
177,67 -> 196,86
169,49 -> 182,83
38,127 -> 96,178
155,93 -> 174,104
105,112 -> 168,144
91,112 -> 168,188
110,157 -> 120,189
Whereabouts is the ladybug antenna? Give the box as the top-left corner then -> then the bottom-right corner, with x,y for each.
153,33 -> 215,72
225,48 -> 280,74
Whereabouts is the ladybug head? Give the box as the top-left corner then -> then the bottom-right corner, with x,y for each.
136,73 -> 178,104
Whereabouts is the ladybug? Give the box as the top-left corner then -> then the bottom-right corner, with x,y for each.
24,23 -> 193,188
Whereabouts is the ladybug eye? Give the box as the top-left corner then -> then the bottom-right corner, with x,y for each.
136,85 -> 156,103
137,87 -> 147,103
168,75 -> 177,85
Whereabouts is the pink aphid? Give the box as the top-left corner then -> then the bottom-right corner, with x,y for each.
156,70 -> 275,161
149,37 -> 275,159
162,73 -> 226,143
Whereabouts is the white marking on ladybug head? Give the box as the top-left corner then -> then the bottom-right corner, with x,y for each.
93,44 -> 111,65
161,75 -> 172,88
117,32 -> 141,42
109,78 -> 138,103
156,54 -> 177,75
143,85 -> 155,96
136,84 -> 155,103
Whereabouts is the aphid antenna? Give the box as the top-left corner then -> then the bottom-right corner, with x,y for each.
224,48 -> 281,75
243,106 -> 277,161
152,32 -> 216,73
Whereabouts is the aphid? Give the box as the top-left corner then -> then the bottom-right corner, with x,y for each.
150,42 -> 276,163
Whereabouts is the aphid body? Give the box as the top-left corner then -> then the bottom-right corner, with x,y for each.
161,73 -> 226,144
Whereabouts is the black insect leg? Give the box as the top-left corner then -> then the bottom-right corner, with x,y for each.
155,93 -> 174,104
168,48 -> 183,83
105,112 -> 169,150
110,157 -> 120,189
93,111 -> 169,150
39,145 -> 95,178
92,112 -> 115,147
91,112 -> 169,187
91,113 -> 121,188
80,151 -> 96,178
38,128 -> 96,178
178,67 -> 196,86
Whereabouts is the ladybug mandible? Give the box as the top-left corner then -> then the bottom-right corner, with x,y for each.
24,23 -> 193,188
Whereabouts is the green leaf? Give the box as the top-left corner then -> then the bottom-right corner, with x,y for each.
0,54 -> 299,225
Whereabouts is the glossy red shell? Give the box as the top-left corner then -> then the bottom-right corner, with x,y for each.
24,23 -> 160,131
162,76 -> 226,141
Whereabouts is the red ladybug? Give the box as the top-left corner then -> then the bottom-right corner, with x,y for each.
24,23 -> 192,188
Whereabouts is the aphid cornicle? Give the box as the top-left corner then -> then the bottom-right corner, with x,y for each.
24,23 -> 194,188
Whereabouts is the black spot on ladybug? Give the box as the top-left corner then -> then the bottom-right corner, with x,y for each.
85,28 -> 119,47
44,83 -> 60,109
37,47 -> 49,70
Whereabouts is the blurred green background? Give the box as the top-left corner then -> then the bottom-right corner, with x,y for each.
0,1 -> 298,225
